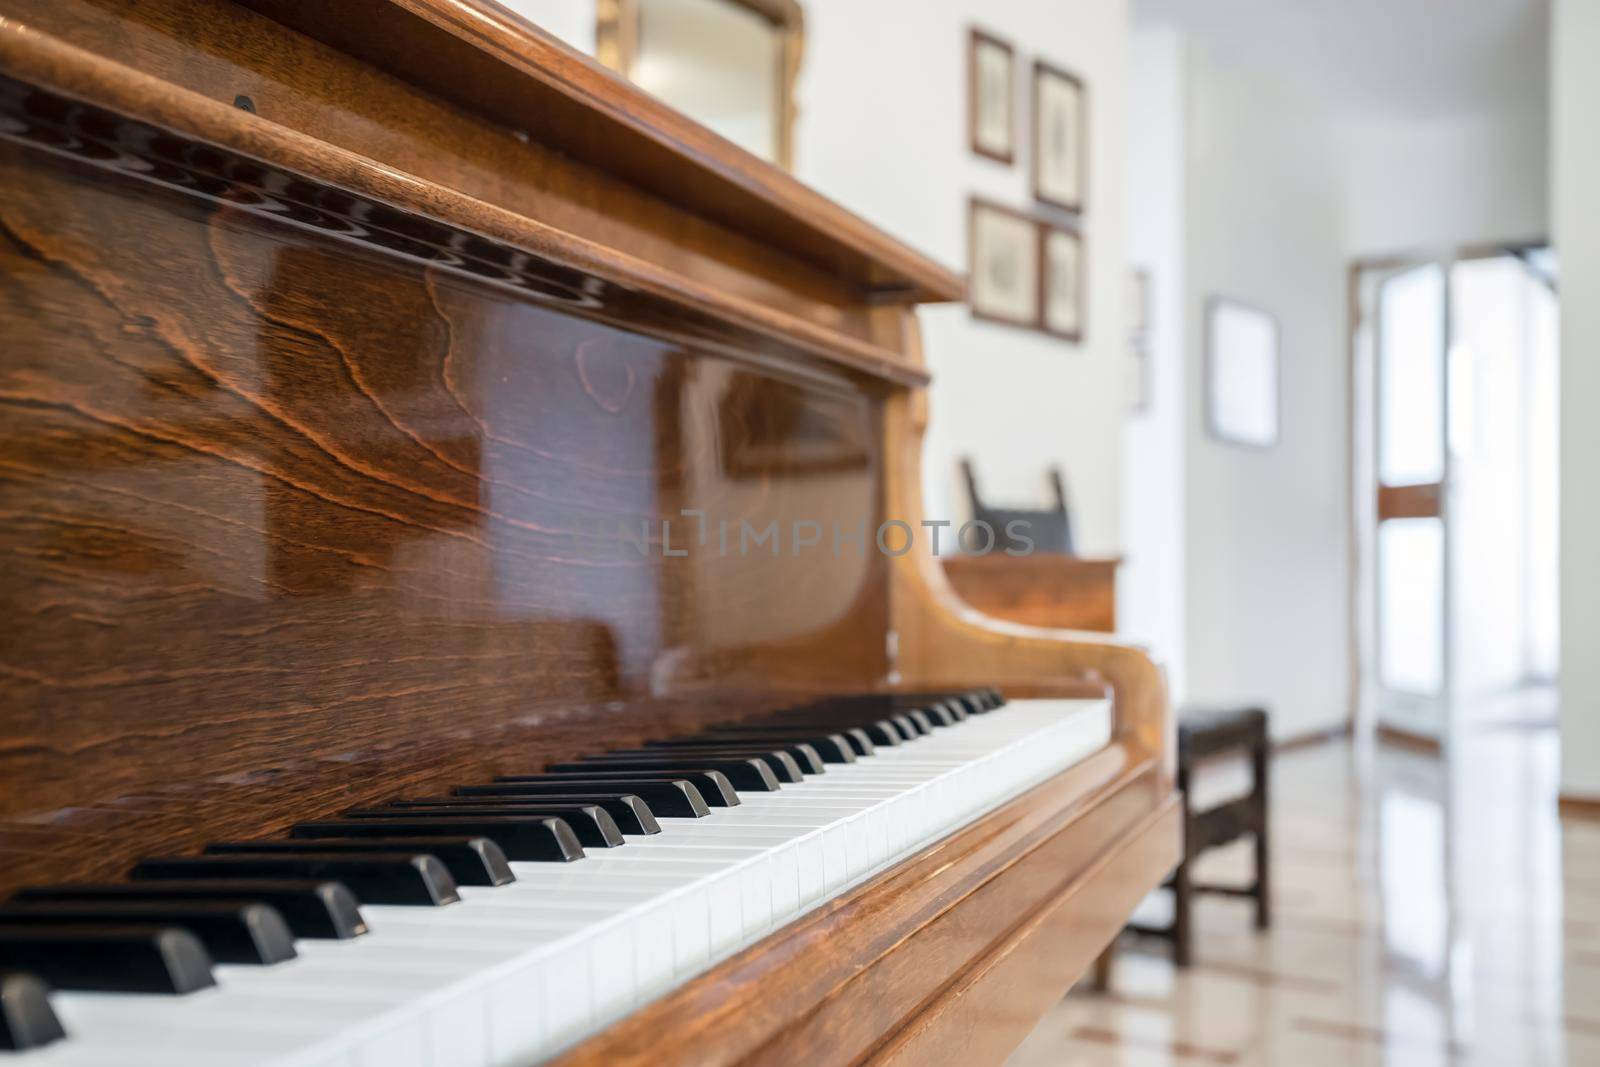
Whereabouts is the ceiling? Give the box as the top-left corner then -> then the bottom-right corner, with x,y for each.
1134,0 -> 1549,120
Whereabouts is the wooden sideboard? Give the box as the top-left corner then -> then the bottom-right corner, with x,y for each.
943,554 -> 1122,632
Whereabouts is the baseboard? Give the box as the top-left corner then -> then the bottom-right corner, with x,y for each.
1559,794 -> 1600,820
1274,722 -> 1353,754
1375,724 -> 1442,755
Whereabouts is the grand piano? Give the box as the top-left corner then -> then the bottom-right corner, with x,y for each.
0,1 -> 1179,1062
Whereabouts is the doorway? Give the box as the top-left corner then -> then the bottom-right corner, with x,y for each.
1350,246 -> 1560,748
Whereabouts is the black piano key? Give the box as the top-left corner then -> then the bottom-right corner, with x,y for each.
382,797 -> 660,836
551,757 -> 781,792
757,716 -> 902,748
597,746 -> 807,782
461,780 -> 711,817
795,703 -> 920,740
12,881 -> 366,940
683,730 -> 859,763
896,710 -> 932,736
496,771 -> 740,807
0,971 -> 65,1051
917,702 -> 959,727
729,723 -> 876,756
132,854 -> 460,907
342,806 -> 626,848
879,691 -> 978,718
640,740 -> 828,775
207,838 -> 515,887
0,901 -> 295,966
0,925 -> 214,994
292,817 -> 588,860
946,694 -> 982,717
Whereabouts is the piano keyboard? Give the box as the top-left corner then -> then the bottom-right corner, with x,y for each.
0,694 -> 1111,1065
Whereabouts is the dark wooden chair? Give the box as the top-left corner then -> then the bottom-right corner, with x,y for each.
960,457 -> 1075,555
1098,706 -> 1269,977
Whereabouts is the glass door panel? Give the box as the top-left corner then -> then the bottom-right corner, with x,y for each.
1379,264 -> 1446,487
1374,263 -> 1450,736
1378,517 -> 1445,694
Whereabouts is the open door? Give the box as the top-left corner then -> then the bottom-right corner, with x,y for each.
1373,262 -> 1453,740
1356,248 -> 1560,744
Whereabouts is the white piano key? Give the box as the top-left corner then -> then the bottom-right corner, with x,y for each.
425,991 -> 490,1067
737,855 -> 774,936
539,937 -> 592,1051
353,1022 -> 427,1067
487,961 -> 543,1066
28,699 -> 1111,1067
705,869 -> 742,951
671,889 -> 711,973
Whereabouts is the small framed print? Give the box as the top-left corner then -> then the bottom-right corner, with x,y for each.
1038,221 -> 1084,342
968,29 -> 1016,164
1206,297 -> 1280,447
969,199 -> 1039,328
1032,61 -> 1086,213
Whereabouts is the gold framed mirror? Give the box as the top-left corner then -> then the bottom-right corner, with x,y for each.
597,0 -> 804,169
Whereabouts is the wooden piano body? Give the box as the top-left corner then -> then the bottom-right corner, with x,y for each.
0,1 -> 1179,1062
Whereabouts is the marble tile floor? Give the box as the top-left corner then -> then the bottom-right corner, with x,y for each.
1009,725 -> 1599,1066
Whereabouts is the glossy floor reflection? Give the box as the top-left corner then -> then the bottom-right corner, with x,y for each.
1009,725 -> 1600,1066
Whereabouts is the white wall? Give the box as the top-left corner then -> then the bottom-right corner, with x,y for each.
1180,42 -> 1351,741
1552,0 -> 1600,800
795,0 -> 1130,555
500,0 -> 1133,556
1122,27 -> 1187,697
1340,109 -> 1548,258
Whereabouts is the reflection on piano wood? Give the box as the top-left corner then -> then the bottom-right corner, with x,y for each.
0,0 -> 1177,1063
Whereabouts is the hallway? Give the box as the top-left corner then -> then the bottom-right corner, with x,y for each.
1010,729 -> 1598,1065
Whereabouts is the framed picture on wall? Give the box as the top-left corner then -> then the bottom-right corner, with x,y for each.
1206,297 -> 1280,447
1038,220 -> 1085,342
969,199 -> 1039,328
1032,61 -> 1086,213
968,28 -> 1016,164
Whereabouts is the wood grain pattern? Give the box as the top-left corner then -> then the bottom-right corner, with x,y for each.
0,18 -> 931,388
0,112 -> 890,891
943,554 -> 1121,632
869,799 -> 1180,1066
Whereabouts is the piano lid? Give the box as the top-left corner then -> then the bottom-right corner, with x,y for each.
233,0 -> 966,307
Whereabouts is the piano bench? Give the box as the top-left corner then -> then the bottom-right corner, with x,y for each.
1103,705 -> 1270,976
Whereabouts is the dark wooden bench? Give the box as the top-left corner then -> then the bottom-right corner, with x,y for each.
1099,706 -> 1269,975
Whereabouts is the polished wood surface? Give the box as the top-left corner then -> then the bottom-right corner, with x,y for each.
0,2 -> 1176,1060
943,554 -> 1121,632
0,11 -> 928,387
0,93 -> 891,889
